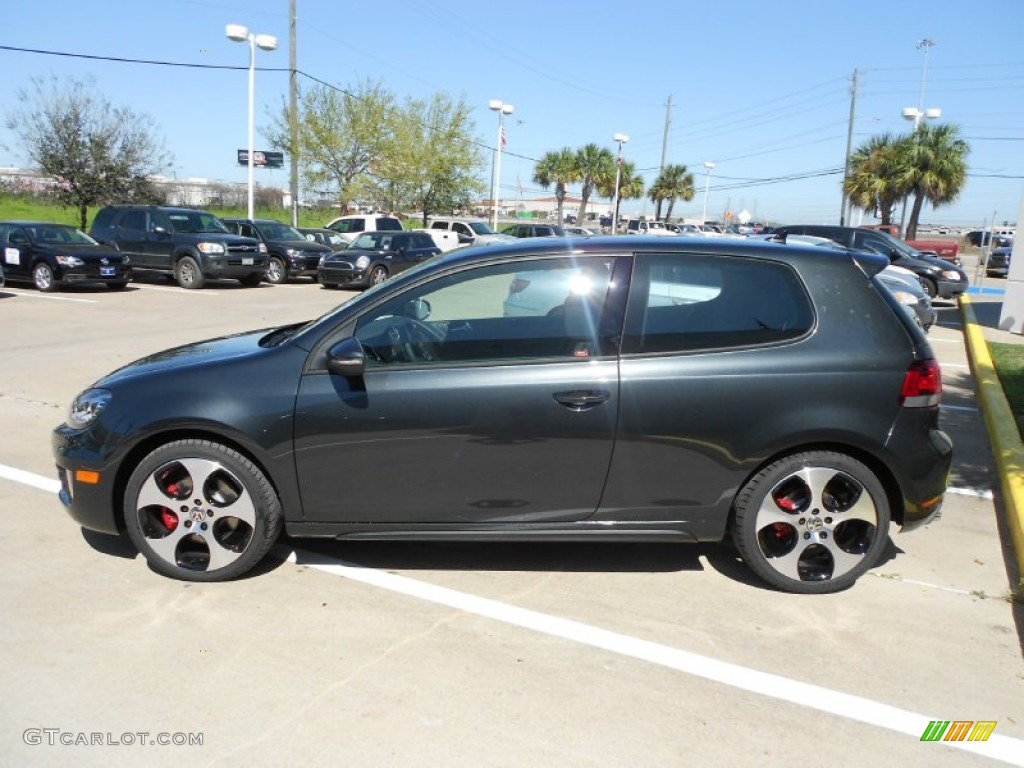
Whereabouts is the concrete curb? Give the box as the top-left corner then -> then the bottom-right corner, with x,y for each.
959,295 -> 1024,587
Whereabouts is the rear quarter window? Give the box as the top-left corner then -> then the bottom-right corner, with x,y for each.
622,253 -> 814,354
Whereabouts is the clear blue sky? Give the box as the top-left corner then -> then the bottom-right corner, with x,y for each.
2,0 -> 1023,227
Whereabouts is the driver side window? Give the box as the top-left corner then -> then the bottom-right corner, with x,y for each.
352,257 -> 619,367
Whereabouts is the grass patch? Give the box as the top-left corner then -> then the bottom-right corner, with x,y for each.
990,341 -> 1024,439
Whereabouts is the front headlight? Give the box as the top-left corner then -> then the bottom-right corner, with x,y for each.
318,255 -> 327,267
285,248 -> 301,258
355,255 -> 371,270
55,255 -> 85,267
68,388 -> 111,429
941,270 -> 961,280
258,243 -> 268,253
197,242 -> 226,254
890,289 -> 919,306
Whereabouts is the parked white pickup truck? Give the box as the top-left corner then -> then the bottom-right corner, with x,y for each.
623,219 -> 678,236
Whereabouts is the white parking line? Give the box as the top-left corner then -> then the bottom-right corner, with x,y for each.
4,292 -> 96,304
0,463 -> 60,493
2,460 -> 1020,764
941,404 -> 979,412
285,548 -> 1024,766
946,486 -> 995,500
134,284 -> 220,295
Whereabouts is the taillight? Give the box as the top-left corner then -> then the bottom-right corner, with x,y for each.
900,359 -> 941,407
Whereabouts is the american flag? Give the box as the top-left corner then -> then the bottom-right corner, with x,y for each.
499,123 -> 507,149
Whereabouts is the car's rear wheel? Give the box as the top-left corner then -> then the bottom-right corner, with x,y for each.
266,257 -> 287,284
368,265 -> 388,286
123,440 -> 282,581
731,451 -> 890,594
33,262 -> 57,292
175,256 -> 206,289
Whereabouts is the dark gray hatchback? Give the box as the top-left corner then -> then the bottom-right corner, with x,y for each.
52,237 -> 952,593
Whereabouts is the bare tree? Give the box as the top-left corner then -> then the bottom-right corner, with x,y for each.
4,75 -> 172,229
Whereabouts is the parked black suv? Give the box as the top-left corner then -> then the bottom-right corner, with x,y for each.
221,218 -> 332,284
771,225 -> 968,298
90,206 -> 266,289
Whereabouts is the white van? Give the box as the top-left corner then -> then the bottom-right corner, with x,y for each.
428,217 -> 515,246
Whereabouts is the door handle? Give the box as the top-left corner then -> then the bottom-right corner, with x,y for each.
553,390 -> 610,411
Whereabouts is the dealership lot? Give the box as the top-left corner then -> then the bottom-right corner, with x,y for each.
1,276 -> 1022,767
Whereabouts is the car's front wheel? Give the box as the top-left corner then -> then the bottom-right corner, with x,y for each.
731,451 -> 890,594
368,265 -> 388,286
175,256 -> 206,289
265,257 -> 287,284
33,262 -> 58,292
123,440 -> 283,581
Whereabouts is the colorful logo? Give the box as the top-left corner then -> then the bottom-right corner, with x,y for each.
921,721 -> 997,742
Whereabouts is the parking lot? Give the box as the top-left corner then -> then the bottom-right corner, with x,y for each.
1,271 -> 1022,767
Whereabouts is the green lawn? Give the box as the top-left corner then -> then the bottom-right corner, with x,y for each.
990,342 -> 1024,438
0,195 -> 360,230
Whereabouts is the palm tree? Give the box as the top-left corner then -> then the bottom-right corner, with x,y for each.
844,133 -> 912,226
658,164 -> 696,222
901,123 -> 969,240
596,160 -> 645,226
532,148 -> 579,224
648,176 -> 669,220
573,144 -> 615,223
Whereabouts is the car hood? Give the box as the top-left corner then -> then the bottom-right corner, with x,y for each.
35,243 -> 125,259
98,328 -> 275,386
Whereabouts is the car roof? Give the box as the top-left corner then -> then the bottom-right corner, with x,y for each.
0,220 -> 78,227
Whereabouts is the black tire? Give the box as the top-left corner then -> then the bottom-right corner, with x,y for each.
265,256 -> 287,285
33,262 -> 58,292
107,280 -> 129,291
239,273 -> 263,288
175,256 -> 206,289
368,265 -> 388,286
731,450 -> 890,594
123,439 -> 282,581
922,278 -> 938,299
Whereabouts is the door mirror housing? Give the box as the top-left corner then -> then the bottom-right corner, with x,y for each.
326,337 -> 366,377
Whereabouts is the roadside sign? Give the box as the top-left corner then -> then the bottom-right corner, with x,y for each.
237,150 -> 284,169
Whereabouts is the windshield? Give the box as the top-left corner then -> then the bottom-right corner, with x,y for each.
468,221 -> 498,235
167,212 -> 229,234
867,229 -> 924,260
259,221 -> 304,240
28,226 -> 98,245
349,232 -> 398,250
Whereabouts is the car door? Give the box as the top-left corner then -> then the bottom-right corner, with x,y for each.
292,254 -> 629,524
1,225 -> 32,281
115,210 -> 152,266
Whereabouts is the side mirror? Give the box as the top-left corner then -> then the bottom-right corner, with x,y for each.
406,298 -> 431,320
325,337 -> 366,377
153,226 -> 169,235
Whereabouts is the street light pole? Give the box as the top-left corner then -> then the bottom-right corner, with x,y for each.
611,133 -> 629,234
702,162 -> 715,224
488,100 -> 513,230
227,24 -> 278,220
902,38 -> 940,131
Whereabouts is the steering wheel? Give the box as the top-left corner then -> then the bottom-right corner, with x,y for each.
385,318 -> 444,362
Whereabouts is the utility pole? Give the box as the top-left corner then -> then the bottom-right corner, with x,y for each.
839,68 -> 858,226
660,95 -> 672,171
288,0 -> 299,227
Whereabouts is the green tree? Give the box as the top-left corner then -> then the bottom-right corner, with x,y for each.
596,159 -> 644,226
268,78 -> 397,211
901,123 -> 969,240
533,148 -> 579,224
4,75 -> 171,229
379,93 -> 485,224
649,164 -> 695,222
574,143 -> 615,223
843,133 -> 912,226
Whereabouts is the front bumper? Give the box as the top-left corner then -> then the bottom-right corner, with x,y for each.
52,423 -> 122,535
62,265 -> 132,284
318,265 -> 369,288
